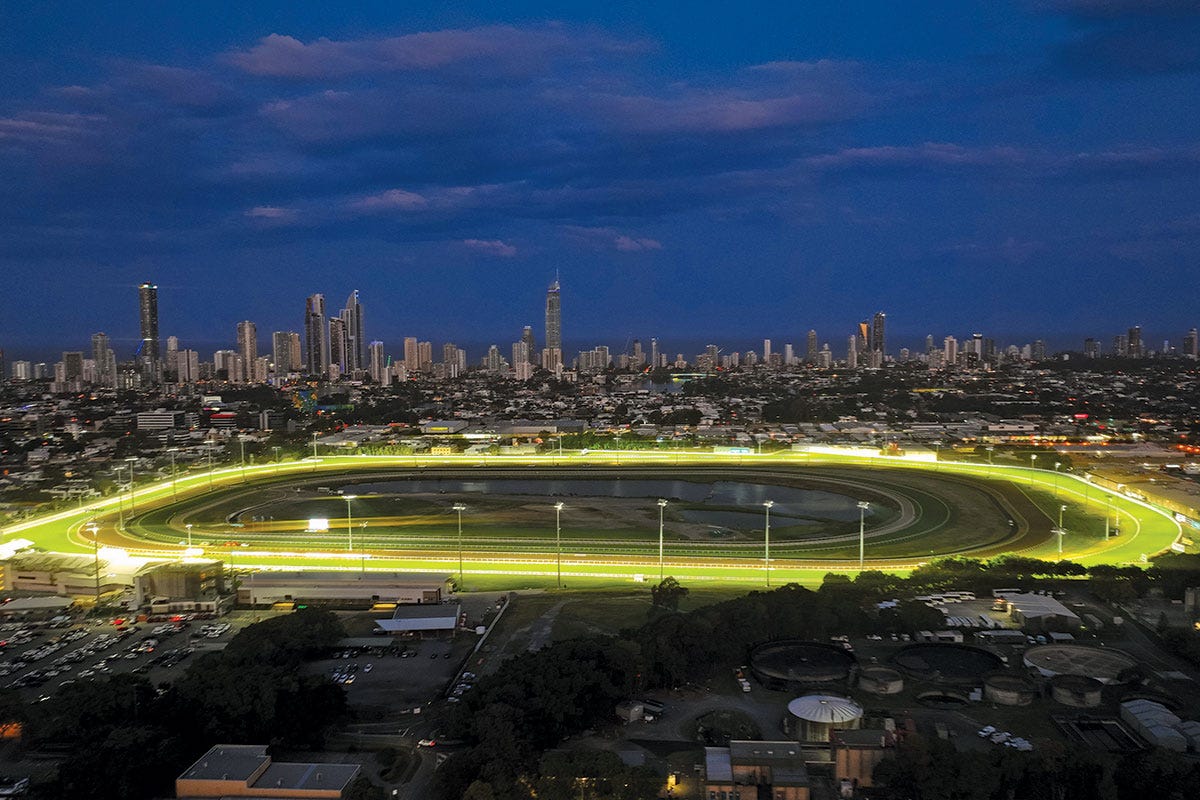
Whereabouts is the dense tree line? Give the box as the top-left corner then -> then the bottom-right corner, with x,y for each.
23,609 -> 348,800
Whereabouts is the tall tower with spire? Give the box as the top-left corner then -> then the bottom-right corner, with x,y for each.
543,275 -> 562,371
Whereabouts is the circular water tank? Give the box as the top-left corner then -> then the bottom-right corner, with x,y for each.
786,694 -> 864,742
858,665 -> 904,695
982,672 -> 1038,707
1049,674 -> 1103,708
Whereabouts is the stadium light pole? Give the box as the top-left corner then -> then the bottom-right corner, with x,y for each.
1053,461 -> 1061,497
114,465 -> 126,528
1054,527 -> 1066,556
657,499 -> 668,582
185,523 -> 193,549
1105,494 -> 1112,541
554,502 -> 564,590
238,436 -> 247,483
167,447 -> 179,502
1058,503 -> 1067,529
360,522 -> 368,574
452,503 -> 467,588
124,457 -> 138,515
342,494 -> 357,552
762,500 -> 774,587
87,521 -> 100,606
857,501 -> 870,570
1030,453 -> 1037,485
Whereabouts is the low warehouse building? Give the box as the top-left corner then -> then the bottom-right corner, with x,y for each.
175,744 -> 360,798
374,603 -> 461,638
234,571 -> 451,608
704,741 -> 809,800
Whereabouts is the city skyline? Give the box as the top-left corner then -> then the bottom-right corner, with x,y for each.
3,2 -> 1200,353
3,276 -> 1197,376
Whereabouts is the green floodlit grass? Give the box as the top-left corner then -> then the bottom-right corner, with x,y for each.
1,451 -> 1182,587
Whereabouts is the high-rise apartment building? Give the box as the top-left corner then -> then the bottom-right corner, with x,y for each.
544,277 -> 562,368
872,311 -> 886,356
650,337 -> 660,369
943,336 -> 958,367
368,341 -> 388,384
341,290 -> 364,372
91,332 -> 116,387
328,317 -> 347,374
272,331 -> 301,376
1184,328 -> 1198,360
1083,338 -> 1101,358
806,330 -> 818,363
304,294 -> 330,376
404,337 -> 420,372
236,321 -> 257,383
846,335 -> 858,369
1128,326 -> 1143,358
178,349 -> 200,383
521,326 -> 537,364
784,343 -> 794,366
138,282 -> 160,382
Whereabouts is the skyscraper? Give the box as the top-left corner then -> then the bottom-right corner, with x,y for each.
368,341 -> 388,384
806,330 -> 818,363
341,290 -> 364,372
329,317 -> 347,375
272,331 -> 300,376
304,294 -> 330,376
138,282 -> 160,382
91,332 -> 115,387
1084,338 -> 1101,358
521,326 -> 537,364
650,337 -> 660,369
872,311 -> 886,356
1127,325 -> 1143,358
1184,328 -> 1198,360
404,337 -> 419,372
236,321 -> 257,383
544,277 -> 562,367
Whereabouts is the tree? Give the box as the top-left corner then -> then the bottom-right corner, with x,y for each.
650,577 -> 689,611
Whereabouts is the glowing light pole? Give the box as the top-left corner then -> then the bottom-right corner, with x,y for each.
554,502 -> 565,589
762,500 -> 774,587
238,436 -> 247,482
657,499 -> 668,582
857,501 -> 871,570
1053,461 -> 1061,497
86,521 -> 100,605
1030,453 -> 1037,485
1058,503 -> 1067,529
124,457 -> 139,515
342,494 -> 357,552
1054,526 -> 1066,556
452,503 -> 467,587
1105,493 -> 1113,541
167,447 -> 179,502
185,523 -> 193,549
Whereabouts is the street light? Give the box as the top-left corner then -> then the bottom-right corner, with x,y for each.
554,502 -> 565,590
452,503 -> 467,587
185,523 -> 193,549
762,500 -> 774,587
360,522 -> 368,574
1058,503 -> 1067,528
657,499 -> 669,582
1030,453 -> 1037,485
1053,461 -> 1061,497
342,494 -> 357,552
857,501 -> 871,570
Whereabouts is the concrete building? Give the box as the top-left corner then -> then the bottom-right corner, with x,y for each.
373,603 -> 461,637
995,591 -> 1081,631
235,571 -> 450,607
176,744 -> 360,799
133,561 -> 228,614
704,741 -> 810,800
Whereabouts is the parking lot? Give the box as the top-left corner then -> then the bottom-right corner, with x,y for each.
0,613 -> 257,701
308,633 -> 480,714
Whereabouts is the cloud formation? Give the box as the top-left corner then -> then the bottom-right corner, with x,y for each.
463,238 -> 518,257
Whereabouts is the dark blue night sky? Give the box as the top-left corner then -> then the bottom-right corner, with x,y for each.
2,1 -> 1199,360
